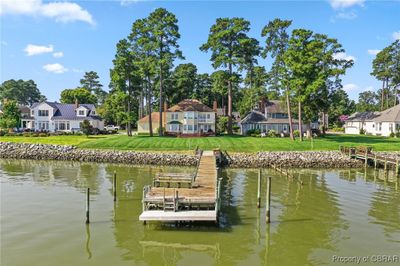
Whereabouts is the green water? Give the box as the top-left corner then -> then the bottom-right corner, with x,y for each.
1,160 -> 399,266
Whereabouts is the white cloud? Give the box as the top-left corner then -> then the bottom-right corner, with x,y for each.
120,0 -> 138,6
392,31 -> 400,41
333,52 -> 356,62
0,0 -> 94,25
367,49 -> 381,55
343,83 -> 359,92
24,44 -> 53,56
43,63 -> 68,74
329,0 -> 365,9
335,11 -> 357,20
52,51 -> 63,58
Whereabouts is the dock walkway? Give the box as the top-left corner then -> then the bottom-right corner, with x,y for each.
139,150 -> 221,222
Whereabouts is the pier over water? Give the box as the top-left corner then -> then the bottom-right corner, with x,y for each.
139,150 -> 221,222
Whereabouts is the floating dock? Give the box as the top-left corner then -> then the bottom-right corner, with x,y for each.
139,150 -> 221,222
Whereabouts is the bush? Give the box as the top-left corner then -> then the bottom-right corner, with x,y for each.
389,132 -> 395,138
38,133 -> 48,137
268,130 -> 277,138
0,130 -> 6,136
232,125 -> 240,133
359,128 -> 366,135
217,116 -> 229,134
23,132 -> 32,137
246,129 -> 260,136
330,127 -> 345,132
293,130 -> 300,137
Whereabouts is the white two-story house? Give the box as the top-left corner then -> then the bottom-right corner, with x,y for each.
22,101 -> 104,132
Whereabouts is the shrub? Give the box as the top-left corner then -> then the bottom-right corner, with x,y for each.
246,129 -> 260,136
359,128 -> 366,135
23,132 -> 32,137
0,130 -> 6,136
268,130 -> 277,137
38,133 -> 48,137
232,125 -> 240,133
330,127 -> 345,132
293,130 -> 300,137
389,132 -> 395,138
217,116 -> 229,134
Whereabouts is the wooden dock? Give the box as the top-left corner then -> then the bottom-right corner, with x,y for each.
340,145 -> 399,177
139,150 -> 222,222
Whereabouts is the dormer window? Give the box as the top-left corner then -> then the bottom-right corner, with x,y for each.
78,110 -> 85,116
92,110 -> 96,115
38,110 -> 49,116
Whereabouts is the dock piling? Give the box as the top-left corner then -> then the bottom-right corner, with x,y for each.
364,150 -> 368,168
257,169 -> 261,208
266,177 -> 271,224
85,188 -> 90,224
374,154 -> 377,170
113,171 -> 117,202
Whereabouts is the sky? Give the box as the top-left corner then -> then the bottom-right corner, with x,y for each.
1,0 -> 399,102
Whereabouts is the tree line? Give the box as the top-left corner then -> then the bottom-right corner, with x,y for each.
1,8 -> 399,137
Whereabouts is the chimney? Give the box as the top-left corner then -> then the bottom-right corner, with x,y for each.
75,98 -> 79,109
213,100 -> 218,113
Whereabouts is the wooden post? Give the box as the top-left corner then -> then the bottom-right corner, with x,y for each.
374,154 -> 377,170
257,169 -> 261,208
348,147 -> 351,158
85,188 -> 90,224
175,190 -> 179,212
266,177 -> 271,224
384,157 -> 387,172
396,157 -> 399,177
113,171 -> 117,202
364,150 -> 368,168
142,186 -> 146,212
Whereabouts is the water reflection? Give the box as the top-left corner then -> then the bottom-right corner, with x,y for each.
1,160 -> 399,266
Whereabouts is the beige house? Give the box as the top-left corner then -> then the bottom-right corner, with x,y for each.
344,104 -> 400,136
137,99 -> 216,136
137,112 -> 165,134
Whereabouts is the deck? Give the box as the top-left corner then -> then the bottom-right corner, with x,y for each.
139,150 -> 221,222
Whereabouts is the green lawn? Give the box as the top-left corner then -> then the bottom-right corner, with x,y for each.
1,134 -> 398,152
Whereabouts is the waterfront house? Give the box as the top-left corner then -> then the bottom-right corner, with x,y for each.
137,112 -> 165,134
137,99 -> 216,136
344,104 -> 400,136
239,99 -> 307,135
22,101 -> 104,132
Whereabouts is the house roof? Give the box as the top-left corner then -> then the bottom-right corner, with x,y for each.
167,99 -> 214,112
31,101 -> 101,121
346,111 -> 380,122
373,104 -> 400,122
265,100 -> 286,113
240,111 -> 268,124
240,110 -> 298,125
138,112 -> 162,124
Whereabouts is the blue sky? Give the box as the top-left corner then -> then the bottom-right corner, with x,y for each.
1,0 -> 399,102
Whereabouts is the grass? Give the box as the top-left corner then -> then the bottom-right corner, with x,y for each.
0,135 -> 109,146
1,134 -> 398,152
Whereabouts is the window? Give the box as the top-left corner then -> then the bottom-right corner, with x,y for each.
194,125 -> 198,131
38,110 -> 49,116
78,110 -> 85,116
187,125 -> 193,131
92,110 -> 96,115
171,113 -> 178,120
31,110 -> 34,116
378,123 -> 382,131
207,114 -> 211,119
184,112 -> 194,119
38,122 -> 49,130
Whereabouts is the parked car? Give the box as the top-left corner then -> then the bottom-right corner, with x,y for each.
105,125 -> 119,131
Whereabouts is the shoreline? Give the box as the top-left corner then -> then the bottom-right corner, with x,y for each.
0,142 -> 371,168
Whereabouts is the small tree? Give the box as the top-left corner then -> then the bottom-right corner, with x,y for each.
216,116 -> 229,134
80,119 -> 92,137
0,100 -> 21,132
